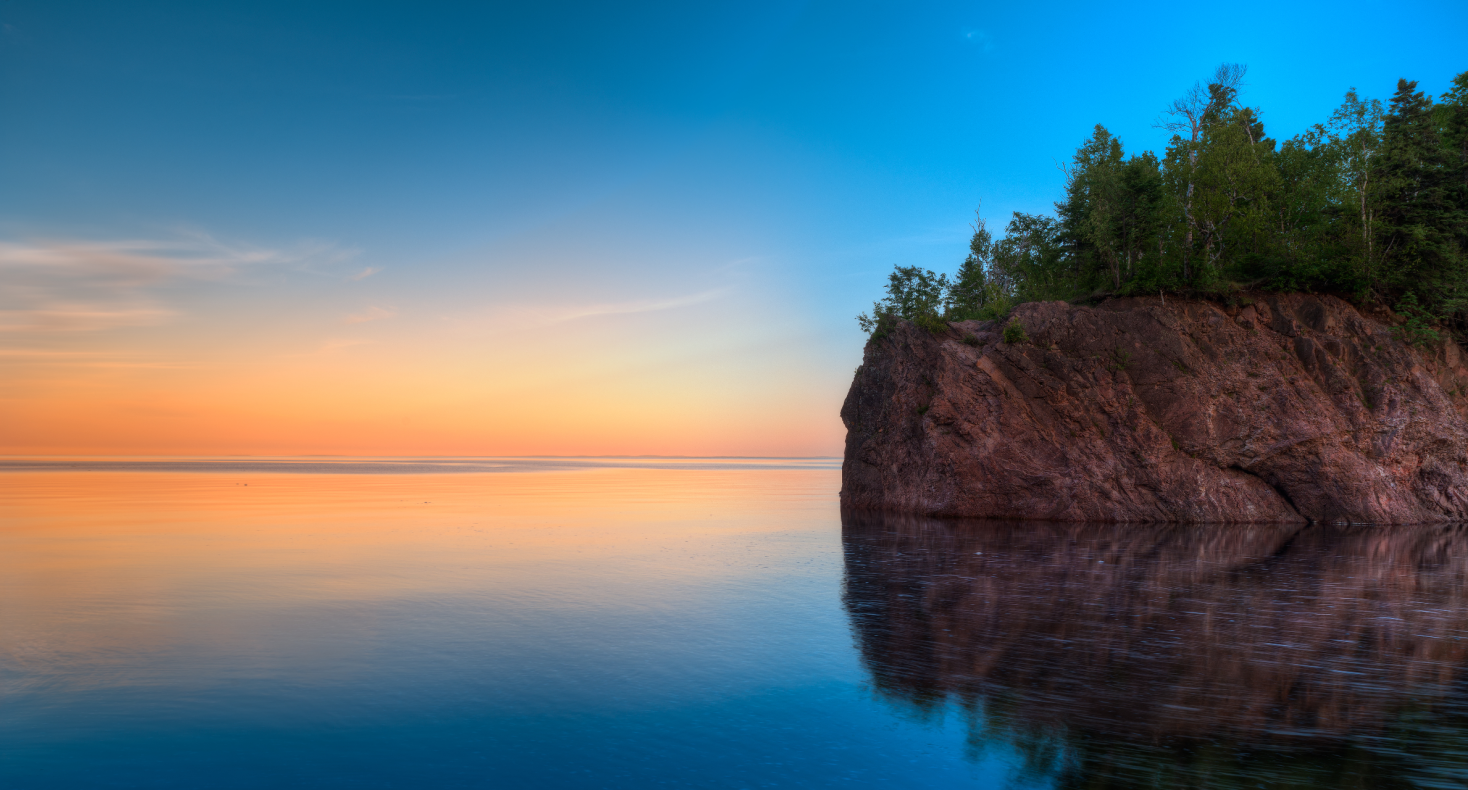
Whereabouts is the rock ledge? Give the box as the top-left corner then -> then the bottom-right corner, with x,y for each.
840,294 -> 1468,523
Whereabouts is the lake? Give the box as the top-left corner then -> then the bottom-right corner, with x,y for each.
3,459 -> 1468,788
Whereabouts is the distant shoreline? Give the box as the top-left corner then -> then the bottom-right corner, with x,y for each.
0,456 -> 841,474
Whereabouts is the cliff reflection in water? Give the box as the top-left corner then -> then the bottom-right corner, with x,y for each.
842,509 -> 1468,788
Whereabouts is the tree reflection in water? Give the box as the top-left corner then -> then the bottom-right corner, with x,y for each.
842,508 -> 1468,788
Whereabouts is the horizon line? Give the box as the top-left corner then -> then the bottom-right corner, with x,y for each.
0,453 -> 842,460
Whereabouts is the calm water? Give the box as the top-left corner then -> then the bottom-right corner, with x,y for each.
3,459 -> 1468,789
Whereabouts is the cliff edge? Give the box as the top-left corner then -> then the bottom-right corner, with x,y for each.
840,294 -> 1468,523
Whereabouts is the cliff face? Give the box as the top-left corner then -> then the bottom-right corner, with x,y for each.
841,294 -> 1468,523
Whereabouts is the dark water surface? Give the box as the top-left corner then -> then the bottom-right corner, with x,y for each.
3,460 -> 1467,788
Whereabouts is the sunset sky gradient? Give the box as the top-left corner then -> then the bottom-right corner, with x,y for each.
2,0 -> 1465,456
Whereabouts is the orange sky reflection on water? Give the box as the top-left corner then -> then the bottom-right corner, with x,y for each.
0,467 -> 841,694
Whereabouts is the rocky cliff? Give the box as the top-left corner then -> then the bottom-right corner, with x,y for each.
841,294 -> 1468,523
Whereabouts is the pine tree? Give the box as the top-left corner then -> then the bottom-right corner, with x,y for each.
1059,125 -> 1127,291
1438,72 -> 1468,277
947,208 -> 995,319
1375,79 -> 1467,321
1116,152 -> 1165,288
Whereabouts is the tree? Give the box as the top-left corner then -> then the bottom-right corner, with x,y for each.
1438,71 -> 1468,281
1187,104 -> 1280,283
1157,63 -> 1247,284
991,212 -> 1066,302
857,265 -> 950,335
1058,125 -> 1128,290
1056,126 -> 1170,294
857,65 -> 1468,343
947,208 -> 996,319
1328,89 -> 1387,279
1375,79 -> 1467,323
1115,151 -> 1166,288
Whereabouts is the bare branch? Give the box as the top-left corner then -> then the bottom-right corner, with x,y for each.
1212,63 -> 1246,95
1153,63 -> 1247,133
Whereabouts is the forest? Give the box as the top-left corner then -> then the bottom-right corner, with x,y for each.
860,65 -> 1468,343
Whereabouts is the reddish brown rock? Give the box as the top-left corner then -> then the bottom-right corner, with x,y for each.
840,294 -> 1468,523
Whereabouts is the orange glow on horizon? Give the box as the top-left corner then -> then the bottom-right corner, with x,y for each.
1,279 -> 852,457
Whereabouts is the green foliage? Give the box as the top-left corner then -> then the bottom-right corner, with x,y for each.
858,210 -> 1015,337
991,212 -> 1069,302
945,209 -> 997,320
856,310 -> 898,340
1059,126 -> 1168,293
1374,79 -> 1468,330
858,265 -> 949,337
1002,320 -> 1027,344
859,64 -> 1468,342
913,312 -> 949,335
1393,292 -> 1443,348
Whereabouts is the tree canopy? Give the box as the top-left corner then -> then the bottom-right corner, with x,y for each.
860,65 -> 1468,339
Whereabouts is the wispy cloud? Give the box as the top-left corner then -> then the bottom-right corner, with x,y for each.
344,305 -> 397,324
448,288 -> 730,333
348,266 -> 382,281
962,29 -> 995,53
0,233 -> 357,334
528,288 -> 727,325
0,306 -> 173,333
0,348 -> 200,368
0,234 -> 349,280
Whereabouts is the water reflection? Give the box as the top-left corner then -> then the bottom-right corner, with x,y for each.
843,509 -> 1468,788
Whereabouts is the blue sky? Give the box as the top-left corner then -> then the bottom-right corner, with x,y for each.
2,0 -> 1465,455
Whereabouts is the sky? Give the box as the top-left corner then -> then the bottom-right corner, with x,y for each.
2,0 -> 1465,457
